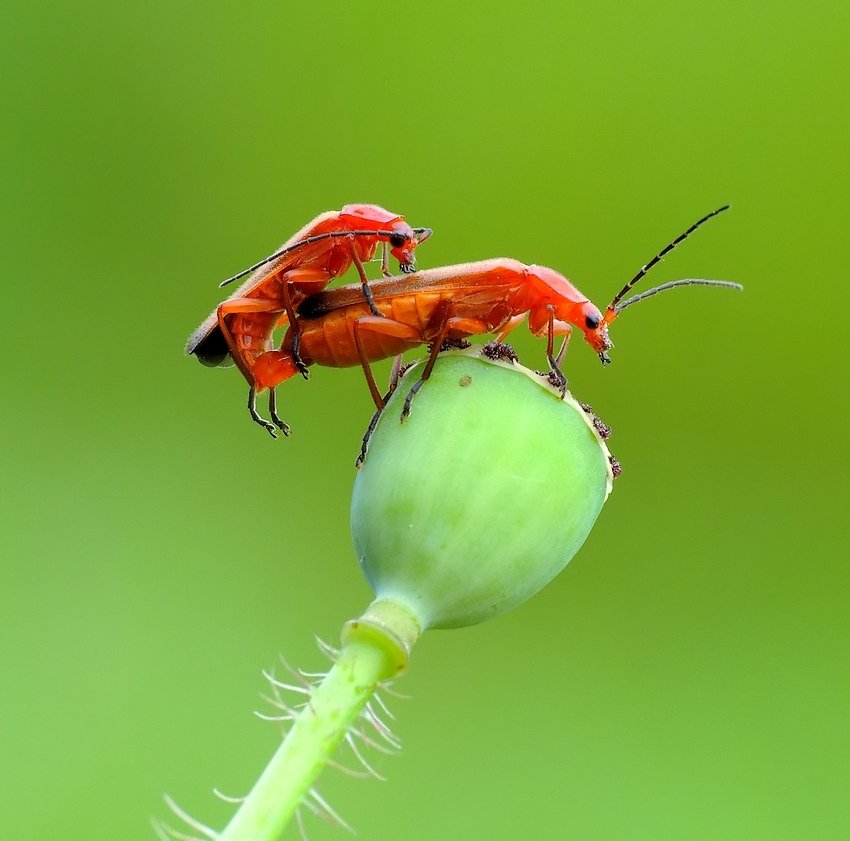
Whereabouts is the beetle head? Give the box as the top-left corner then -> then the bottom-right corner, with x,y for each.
577,301 -> 613,363
338,204 -> 431,273
387,222 -> 431,273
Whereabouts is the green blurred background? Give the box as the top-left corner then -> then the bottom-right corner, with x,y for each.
3,0 -> 847,838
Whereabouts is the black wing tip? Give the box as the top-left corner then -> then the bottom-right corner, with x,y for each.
186,327 -> 231,367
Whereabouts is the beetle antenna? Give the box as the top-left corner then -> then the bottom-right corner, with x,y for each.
604,205 -> 730,320
615,278 -> 743,314
218,229 -> 411,288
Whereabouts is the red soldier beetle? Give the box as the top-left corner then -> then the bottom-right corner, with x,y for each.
186,203 -> 432,436
252,205 -> 740,432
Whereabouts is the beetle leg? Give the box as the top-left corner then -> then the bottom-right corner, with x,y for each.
278,281 -> 309,380
356,407 -> 382,468
350,316 -> 421,408
380,241 -> 390,277
270,266 -> 335,378
215,296 -> 284,385
545,305 -> 568,397
348,235 -> 383,318
248,386 -> 278,438
355,354 -> 408,467
387,354 -> 405,394
289,327 -> 307,380
267,387 -> 291,437
400,379 -> 424,421
555,329 -> 572,366
400,332 -> 447,422
401,313 -> 491,422
353,321 -> 385,410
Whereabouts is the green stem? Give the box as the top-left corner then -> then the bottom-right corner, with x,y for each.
218,598 -> 422,841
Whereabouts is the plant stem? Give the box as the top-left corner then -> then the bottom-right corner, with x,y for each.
218,598 -> 422,841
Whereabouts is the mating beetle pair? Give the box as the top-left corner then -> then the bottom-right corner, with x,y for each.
187,203 -> 740,436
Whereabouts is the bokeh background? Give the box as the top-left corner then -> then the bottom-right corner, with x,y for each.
3,0 -> 847,838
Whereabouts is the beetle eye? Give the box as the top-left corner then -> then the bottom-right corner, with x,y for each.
389,232 -> 407,248
585,312 -> 601,329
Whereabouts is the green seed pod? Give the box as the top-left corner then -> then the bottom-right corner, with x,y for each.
350,348 -> 615,631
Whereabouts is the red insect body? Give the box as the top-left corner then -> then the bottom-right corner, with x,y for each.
251,259 -> 613,401
186,203 -> 431,434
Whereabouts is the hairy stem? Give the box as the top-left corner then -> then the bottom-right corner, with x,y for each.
218,598 -> 421,841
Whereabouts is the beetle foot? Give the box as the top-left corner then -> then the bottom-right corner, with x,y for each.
249,386 -> 281,439
400,378 -> 425,423
266,389 -> 292,436
545,369 -> 567,397
259,420 -> 279,438
270,415 -> 291,437
356,406 -> 383,468
546,355 -> 568,397
289,340 -> 310,379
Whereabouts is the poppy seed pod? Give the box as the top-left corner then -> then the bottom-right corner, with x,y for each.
350,348 -> 615,631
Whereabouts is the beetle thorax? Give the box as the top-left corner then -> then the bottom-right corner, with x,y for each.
526,265 -> 588,322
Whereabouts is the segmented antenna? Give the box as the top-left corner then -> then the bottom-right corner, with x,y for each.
615,277 -> 743,313
605,205 -> 730,315
218,227 -> 432,288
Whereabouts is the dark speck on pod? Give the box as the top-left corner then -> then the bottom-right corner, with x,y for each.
545,371 -> 563,389
481,340 -> 519,363
592,417 -> 612,439
434,337 -> 471,352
